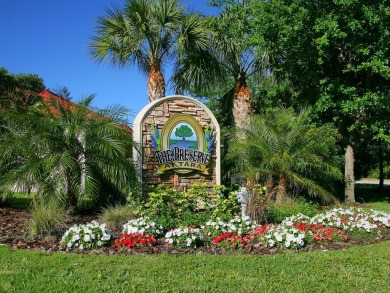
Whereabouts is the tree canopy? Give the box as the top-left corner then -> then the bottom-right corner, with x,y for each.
250,0 -> 390,200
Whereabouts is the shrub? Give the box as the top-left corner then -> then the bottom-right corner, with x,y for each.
61,221 -> 112,250
100,205 -> 135,232
186,182 -> 213,210
175,210 -> 214,228
212,185 -> 240,220
140,185 -> 197,229
30,200 -> 69,237
368,165 -> 390,178
267,198 -> 319,223
140,184 -> 226,229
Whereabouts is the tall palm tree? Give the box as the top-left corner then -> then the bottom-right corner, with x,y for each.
173,1 -> 269,128
0,90 -> 136,207
90,0 -> 210,102
229,107 -> 342,204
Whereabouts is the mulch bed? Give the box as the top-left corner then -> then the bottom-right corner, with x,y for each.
1,207 -> 389,255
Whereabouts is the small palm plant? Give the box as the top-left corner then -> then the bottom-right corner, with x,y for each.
0,89 -> 137,208
229,107 -> 342,204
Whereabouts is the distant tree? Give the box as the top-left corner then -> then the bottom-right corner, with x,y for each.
175,124 -> 193,141
90,0 -> 211,102
0,67 -> 44,110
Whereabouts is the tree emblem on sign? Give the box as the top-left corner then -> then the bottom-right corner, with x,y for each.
175,124 -> 194,141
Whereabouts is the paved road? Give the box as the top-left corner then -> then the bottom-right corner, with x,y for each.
356,178 -> 390,185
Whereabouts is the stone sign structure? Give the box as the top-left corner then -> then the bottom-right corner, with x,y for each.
133,95 -> 220,192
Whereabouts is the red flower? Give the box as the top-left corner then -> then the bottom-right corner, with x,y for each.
252,225 -> 272,236
112,233 -> 157,250
212,232 -> 250,250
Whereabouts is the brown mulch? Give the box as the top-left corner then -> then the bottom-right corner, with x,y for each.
0,207 -> 97,252
0,207 -> 389,255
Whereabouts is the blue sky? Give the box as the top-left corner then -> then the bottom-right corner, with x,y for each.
0,0 -> 218,124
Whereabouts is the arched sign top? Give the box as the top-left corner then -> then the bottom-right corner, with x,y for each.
133,95 -> 220,129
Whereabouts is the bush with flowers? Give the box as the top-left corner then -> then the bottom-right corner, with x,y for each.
61,221 -> 112,250
201,217 -> 230,239
282,208 -> 389,239
111,233 -> 157,250
212,232 -> 251,250
292,222 -> 349,243
255,224 -> 306,249
201,216 -> 257,238
225,216 -> 258,235
165,226 -> 205,248
122,216 -> 164,238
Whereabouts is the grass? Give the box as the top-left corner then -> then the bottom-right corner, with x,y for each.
0,241 -> 389,292
354,183 -> 390,213
29,200 -> 69,237
355,183 -> 390,203
100,205 -> 135,231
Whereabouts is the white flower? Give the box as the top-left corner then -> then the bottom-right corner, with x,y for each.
275,233 -> 283,242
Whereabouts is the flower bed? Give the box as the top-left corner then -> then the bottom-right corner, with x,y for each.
58,208 -> 390,253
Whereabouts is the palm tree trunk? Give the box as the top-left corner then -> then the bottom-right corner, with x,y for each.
147,63 -> 165,102
276,175 -> 287,204
344,144 -> 355,203
66,175 -> 77,208
233,75 -> 253,128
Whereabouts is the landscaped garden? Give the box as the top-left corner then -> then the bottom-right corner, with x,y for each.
1,185 -> 390,292
1,0 -> 390,291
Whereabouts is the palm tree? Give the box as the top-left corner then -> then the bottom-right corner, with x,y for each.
0,90 -> 136,207
90,0 -> 210,102
229,107 -> 342,204
173,1 -> 269,128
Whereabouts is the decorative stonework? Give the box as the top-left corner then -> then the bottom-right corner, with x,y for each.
133,96 -> 220,192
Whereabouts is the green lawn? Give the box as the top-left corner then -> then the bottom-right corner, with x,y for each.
355,183 -> 390,203
1,241 -> 390,292
354,183 -> 390,213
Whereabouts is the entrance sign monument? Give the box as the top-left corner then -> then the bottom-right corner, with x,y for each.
133,95 -> 220,191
